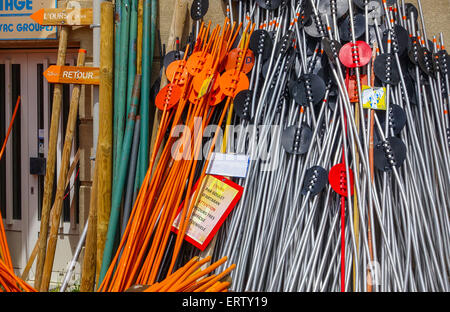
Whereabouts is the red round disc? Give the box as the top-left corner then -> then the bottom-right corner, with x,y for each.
155,83 -> 182,110
218,70 -> 249,98
338,41 -> 372,68
328,163 -> 355,197
225,48 -> 255,74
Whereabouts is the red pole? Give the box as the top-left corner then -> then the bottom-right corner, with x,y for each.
0,96 -> 21,161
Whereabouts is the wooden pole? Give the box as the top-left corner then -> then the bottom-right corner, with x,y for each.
95,1 -> 114,285
80,165 -> 98,291
34,25 -> 70,290
40,49 -> 86,291
149,0 -> 189,175
98,74 -> 141,285
137,0 -> 144,75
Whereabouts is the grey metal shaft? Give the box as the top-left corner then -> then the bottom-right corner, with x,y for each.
60,220 -> 89,292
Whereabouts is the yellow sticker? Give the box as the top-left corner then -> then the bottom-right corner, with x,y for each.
362,85 -> 386,110
198,74 -> 217,99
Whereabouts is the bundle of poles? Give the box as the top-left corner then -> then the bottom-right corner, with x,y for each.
210,0 -> 450,292
97,16 -> 253,292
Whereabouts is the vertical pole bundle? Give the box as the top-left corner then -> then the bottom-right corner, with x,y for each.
80,1 -> 115,291
102,0 -> 130,277
99,74 -> 142,284
34,26 -> 70,290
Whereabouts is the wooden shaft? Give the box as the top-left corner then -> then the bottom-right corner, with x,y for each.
20,241 -> 39,281
40,49 -> 86,291
34,25 -> 70,290
96,1 -> 115,285
136,0 -> 144,75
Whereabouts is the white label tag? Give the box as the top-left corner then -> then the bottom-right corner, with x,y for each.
206,153 -> 250,178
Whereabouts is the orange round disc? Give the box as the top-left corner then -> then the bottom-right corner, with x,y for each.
219,44 -> 229,65
166,60 -> 188,86
219,70 -> 250,98
210,88 -> 226,106
192,70 -> 220,93
189,88 -> 202,105
155,83 -> 182,110
185,52 -> 213,76
225,48 -> 255,74
189,83 -> 225,106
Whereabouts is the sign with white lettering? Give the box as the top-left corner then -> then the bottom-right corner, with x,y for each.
172,175 -> 243,251
43,65 -> 100,85
0,0 -> 57,40
30,8 -> 93,26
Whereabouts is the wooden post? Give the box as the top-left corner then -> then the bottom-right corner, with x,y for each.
95,1 -> 114,285
40,49 -> 86,291
34,25 -> 70,290
80,165 -> 98,291
149,0 -> 189,173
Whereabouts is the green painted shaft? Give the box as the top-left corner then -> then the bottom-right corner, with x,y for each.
114,0 -> 131,178
126,0 -> 138,117
137,0 -> 156,187
98,74 -> 142,285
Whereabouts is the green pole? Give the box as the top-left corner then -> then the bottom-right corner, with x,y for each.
114,0 -> 131,178
137,0 -> 156,186
98,74 -> 142,285
113,0 -> 122,172
126,0 -> 138,117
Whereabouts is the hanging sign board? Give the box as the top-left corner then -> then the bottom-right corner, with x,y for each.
30,8 -> 93,26
0,0 -> 57,40
172,175 -> 243,251
43,65 -> 100,85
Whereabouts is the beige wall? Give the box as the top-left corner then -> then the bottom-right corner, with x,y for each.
158,1 -> 450,54
410,0 -> 450,45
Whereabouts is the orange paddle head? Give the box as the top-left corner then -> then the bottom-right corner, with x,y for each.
225,48 -> 255,74
219,70 -> 249,98
186,52 -> 214,76
166,60 -> 189,86
155,83 -> 182,110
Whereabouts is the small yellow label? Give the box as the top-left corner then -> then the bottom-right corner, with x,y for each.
362,85 -> 387,110
198,75 -> 214,99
